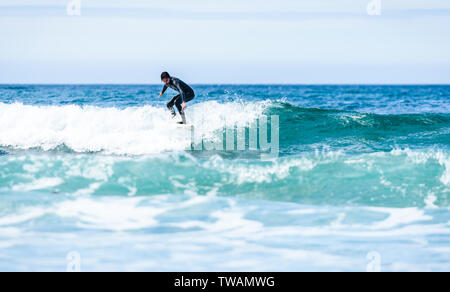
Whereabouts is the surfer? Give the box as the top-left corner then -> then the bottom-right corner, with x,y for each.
159,72 -> 195,124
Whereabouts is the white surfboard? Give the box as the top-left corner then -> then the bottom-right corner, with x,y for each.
175,124 -> 194,129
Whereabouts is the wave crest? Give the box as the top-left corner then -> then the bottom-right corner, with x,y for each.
0,101 -> 268,155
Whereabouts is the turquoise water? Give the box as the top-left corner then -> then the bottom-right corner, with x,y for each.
0,85 -> 449,271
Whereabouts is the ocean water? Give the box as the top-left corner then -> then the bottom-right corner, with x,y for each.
0,84 -> 449,272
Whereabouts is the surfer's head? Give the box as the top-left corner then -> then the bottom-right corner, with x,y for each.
161,72 -> 171,85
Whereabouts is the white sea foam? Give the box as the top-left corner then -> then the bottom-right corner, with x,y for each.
391,148 -> 450,187
11,177 -> 63,192
437,151 -> 450,186
54,197 -> 166,231
0,193 -> 449,271
72,182 -> 103,196
365,207 -> 433,230
204,156 -> 316,184
0,208 -> 47,226
0,101 -> 268,155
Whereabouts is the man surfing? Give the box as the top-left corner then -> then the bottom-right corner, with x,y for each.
159,72 -> 195,124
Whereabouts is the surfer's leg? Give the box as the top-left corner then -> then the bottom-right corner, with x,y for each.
184,93 -> 194,103
174,97 -> 183,113
184,91 -> 195,104
175,92 -> 194,124
166,95 -> 180,118
174,97 -> 187,124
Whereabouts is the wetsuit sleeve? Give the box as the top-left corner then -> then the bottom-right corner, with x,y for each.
161,85 -> 168,95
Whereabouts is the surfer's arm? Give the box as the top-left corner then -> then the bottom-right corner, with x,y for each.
160,85 -> 168,97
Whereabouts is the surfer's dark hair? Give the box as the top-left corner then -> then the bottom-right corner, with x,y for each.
161,72 -> 171,80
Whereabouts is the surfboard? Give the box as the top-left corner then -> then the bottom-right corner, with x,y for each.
175,124 -> 194,129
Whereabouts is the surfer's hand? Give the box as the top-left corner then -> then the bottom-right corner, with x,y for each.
158,93 -> 162,98
182,102 -> 187,110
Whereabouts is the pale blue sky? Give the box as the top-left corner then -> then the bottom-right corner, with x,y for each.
1,0 -> 449,84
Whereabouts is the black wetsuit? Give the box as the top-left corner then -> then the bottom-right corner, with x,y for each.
162,77 -> 195,116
